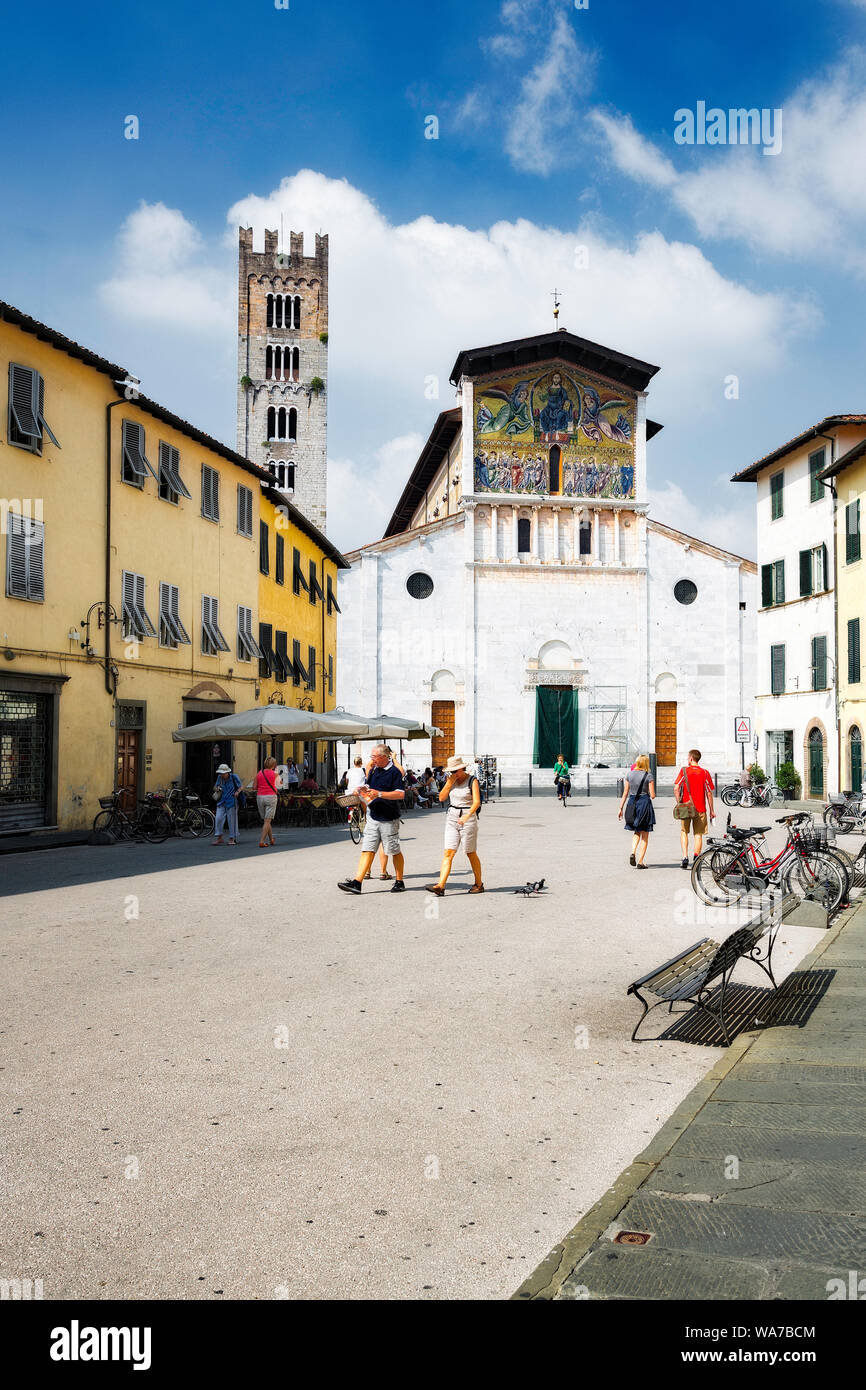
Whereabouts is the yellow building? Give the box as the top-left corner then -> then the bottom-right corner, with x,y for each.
821,438 -> 866,792
256,485 -> 345,777
0,300 -> 345,834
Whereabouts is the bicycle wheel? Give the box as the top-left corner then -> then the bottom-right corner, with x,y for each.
177,809 -> 203,838
691,845 -> 747,905
349,811 -> 363,845
738,787 -> 756,807
92,809 -> 116,835
142,808 -> 172,844
198,807 -> 215,834
784,852 -> 845,912
721,786 -> 740,807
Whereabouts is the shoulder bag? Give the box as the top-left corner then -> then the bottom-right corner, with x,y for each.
624,772 -> 648,828
673,767 -> 693,821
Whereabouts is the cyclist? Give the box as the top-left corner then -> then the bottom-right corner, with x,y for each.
554,752 -> 571,804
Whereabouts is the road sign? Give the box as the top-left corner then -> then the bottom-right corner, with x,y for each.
735,717 -> 751,744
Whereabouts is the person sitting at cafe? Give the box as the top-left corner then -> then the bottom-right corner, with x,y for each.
299,773 -> 319,793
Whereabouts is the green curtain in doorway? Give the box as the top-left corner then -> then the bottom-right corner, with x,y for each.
533,687 -> 579,767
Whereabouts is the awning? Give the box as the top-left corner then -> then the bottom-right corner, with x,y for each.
172,705 -> 373,743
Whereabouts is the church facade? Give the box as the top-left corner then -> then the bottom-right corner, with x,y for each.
337,330 -> 756,778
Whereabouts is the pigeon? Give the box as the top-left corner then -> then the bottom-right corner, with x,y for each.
515,879 -> 546,896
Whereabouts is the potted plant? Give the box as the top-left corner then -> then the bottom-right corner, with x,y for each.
776,762 -> 801,800
747,762 -> 766,785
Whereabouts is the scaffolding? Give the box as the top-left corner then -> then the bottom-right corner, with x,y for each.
586,687 -> 629,765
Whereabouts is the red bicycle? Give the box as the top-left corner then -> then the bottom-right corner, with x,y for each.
692,812 -> 848,911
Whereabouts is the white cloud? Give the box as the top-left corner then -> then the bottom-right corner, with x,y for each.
594,50 -> 866,271
100,203 -> 233,331
97,170 -> 814,551
589,111 -> 677,189
648,481 -> 756,561
504,12 -> 589,174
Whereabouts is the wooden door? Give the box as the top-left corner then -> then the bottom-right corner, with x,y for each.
431,701 -> 455,766
116,730 -> 140,810
655,701 -> 677,767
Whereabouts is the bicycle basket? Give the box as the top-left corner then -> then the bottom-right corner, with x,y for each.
336,793 -> 361,808
98,796 -> 116,810
799,824 -> 834,851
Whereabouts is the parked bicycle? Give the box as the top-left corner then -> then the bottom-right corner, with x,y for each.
823,790 -> 866,833
691,812 -> 848,911
720,778 -> 782,808
92,789 -> 173,843
164,785 -> 213,838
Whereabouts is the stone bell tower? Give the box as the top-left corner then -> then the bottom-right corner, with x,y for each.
237,226 -> 329,532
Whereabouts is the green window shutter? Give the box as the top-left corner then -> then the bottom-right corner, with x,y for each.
774,559 -> 785,604
308,645 -> 316,690
820,542 -> 828,592
799,549 -> 812,597
770,472 -> 784,520
259,520 -> 269,575
809,449 -> 825,502
771,644 -> 785,695
9,363 -> 40,446
812,636 -> 827,691
847,501 -> 861,563
849,619 -> 861,685
761,564 -> 773,608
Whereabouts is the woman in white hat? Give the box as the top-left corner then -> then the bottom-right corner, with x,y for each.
425,754 -> 484,896
212,763 -> 242,845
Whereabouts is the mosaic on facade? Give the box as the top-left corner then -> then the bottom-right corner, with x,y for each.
472,365 -> 636,499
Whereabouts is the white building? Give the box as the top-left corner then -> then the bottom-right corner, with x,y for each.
733,414 -> 866,798
338,330 -> 756,781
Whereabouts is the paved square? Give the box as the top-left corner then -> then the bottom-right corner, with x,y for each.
1,796 -> 823,1299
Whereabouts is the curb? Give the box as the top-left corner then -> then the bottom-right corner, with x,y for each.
511,900 -> 858,1301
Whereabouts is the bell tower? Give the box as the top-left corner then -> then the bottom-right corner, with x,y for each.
237,226 -> 329,532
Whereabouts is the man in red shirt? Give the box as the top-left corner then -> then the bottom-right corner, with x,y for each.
674,749 -> 716,869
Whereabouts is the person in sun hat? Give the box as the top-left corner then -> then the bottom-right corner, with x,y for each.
425,754 -> 484,897
212,763 -> 242,845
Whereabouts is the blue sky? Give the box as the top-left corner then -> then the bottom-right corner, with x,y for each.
2,0 -> 866,550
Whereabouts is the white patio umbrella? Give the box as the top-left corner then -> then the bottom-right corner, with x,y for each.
345,714 -> 443,740
171,704 -> 373,742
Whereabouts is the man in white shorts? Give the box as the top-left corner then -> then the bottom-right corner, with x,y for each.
337,745 -> 406,894
425,754 -> 484,896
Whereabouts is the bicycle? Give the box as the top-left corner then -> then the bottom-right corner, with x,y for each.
742,781 -> 783,808
92,789 -> 173,843
823,791 -> 866,833
556,776 -> 571,807
691,812 -> 847,912
164,785 -> 208,838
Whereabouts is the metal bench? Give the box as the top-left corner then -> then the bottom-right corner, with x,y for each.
627,891 -> 798,1046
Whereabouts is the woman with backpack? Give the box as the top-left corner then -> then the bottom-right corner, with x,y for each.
617,753 -> 656,868
425,755 -> 484,896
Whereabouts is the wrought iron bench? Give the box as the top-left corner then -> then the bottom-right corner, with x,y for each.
627,891 -> 799,1046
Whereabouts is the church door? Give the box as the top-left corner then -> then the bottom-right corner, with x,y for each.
549,445 -> 561,494
655,701 -> 677,767
431,701 -> 455,765
533,686 -> 578,767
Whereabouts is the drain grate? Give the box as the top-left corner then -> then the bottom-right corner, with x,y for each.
614,1230 -> 652,1246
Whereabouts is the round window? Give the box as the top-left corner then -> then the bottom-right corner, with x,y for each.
407,572 -> 434,600
674,579 -> 698,605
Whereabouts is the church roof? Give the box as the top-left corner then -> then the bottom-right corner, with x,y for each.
384,408 -> 462,538
732,415 -> 866,482
449,329 -> 660,393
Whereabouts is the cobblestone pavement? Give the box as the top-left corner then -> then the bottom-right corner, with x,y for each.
0,796 -> 825,1299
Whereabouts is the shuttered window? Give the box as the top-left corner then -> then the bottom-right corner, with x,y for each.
799,549 -> 812,598
201,595 -> 229,654
809,449 -> 826,503
274,630 -> 289,683
770,644 -> 786,695
292,547 -> 309,596
121,570 -> 157,639
275,534 -> 285,585
328,653 -> 333,694
258,623 -> 274,679
259,520 -> 270,575
308,559 -> 324,606
159,582 -> 191,648
157,443 -> 191,502
237,606 -> 263,662
849,618 -> 861,685
8,363 -> 60,454
292,638 -> 308,686
237,484 -> 253,537
326,573 -> 341,614
307,645 -> 316,691
122,421 -> 157,487
846,500 -> 861,564
6,512 -> 45,601
770,471 -> 784,520
811,635 -> 828,691
762,561 -> 785,607
201,465 -> 220,522
799,544 -> 828,597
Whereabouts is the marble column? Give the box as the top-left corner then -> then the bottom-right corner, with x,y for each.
552,508 -> 560,563
490,505 -> 498,561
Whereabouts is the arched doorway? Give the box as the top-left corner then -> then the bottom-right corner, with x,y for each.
850,725 -> 862,794
808,727 -> 824,798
